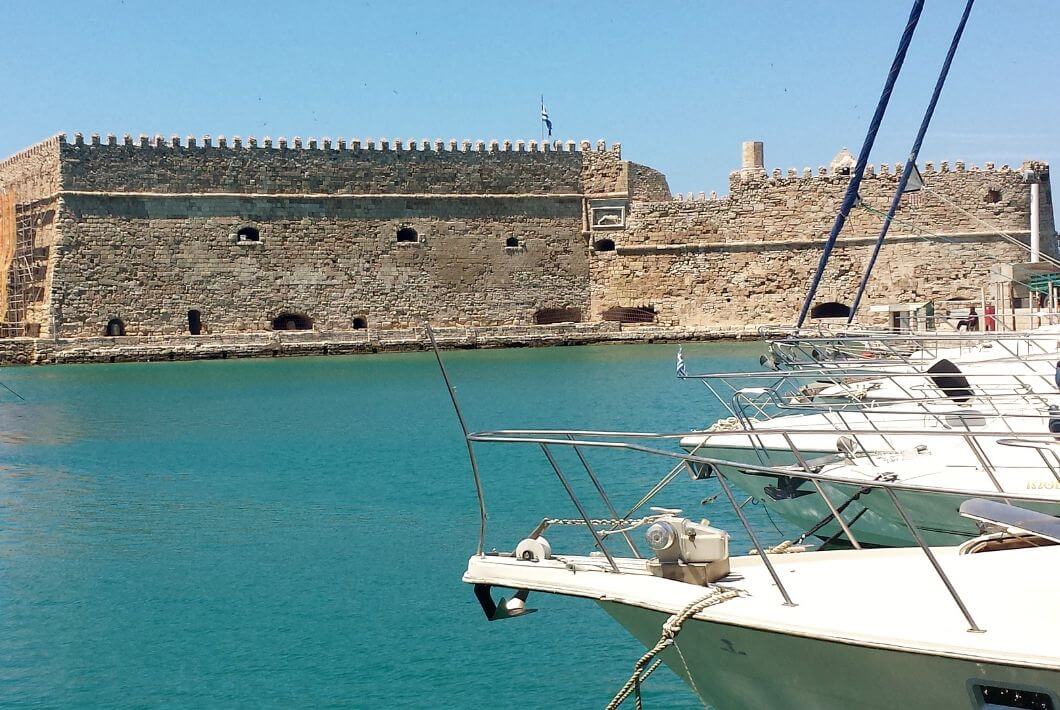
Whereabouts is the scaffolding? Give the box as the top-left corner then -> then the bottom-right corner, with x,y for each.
0,194 -> 51,338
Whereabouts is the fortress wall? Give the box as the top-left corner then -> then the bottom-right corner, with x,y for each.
580,142 -> 627,195
0,137 -> 63,333
57,134 -> 624,196
626,162 -> 1047,248
590,158 -> 1050,328
628,163 -> 672,202
52,194 -> 588,338
2,130 -> 1054,356
0,136 -> 62,202
589,235 -> 1027,329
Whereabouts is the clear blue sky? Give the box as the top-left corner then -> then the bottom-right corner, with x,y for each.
1,0 -> 1056,195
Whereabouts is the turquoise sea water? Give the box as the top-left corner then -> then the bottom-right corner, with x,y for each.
0,342 -> 792,708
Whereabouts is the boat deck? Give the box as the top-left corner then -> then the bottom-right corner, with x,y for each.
464,544 -> 1060,668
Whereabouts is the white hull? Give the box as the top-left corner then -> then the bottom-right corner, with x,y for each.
684,411 -> 1060,547
601,601 -> 1060,709
464,545 -> 1060,709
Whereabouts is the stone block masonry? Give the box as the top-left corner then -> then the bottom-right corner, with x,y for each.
593,155 -> 1055,329
0,133 -> 1053,364
55,195 -> 587,336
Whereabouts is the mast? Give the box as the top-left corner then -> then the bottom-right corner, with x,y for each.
848,0 -> 975,323
795,0 -> 925,328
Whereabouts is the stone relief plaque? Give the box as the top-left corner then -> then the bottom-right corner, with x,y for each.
590,201 -> 626,230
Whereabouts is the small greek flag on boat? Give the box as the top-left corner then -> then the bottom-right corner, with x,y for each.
541,106 -> 552,137
676,346 -> 687,378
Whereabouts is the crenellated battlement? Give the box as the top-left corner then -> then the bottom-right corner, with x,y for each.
0,134 -> 63,175
0,132 -> 629,197
626,151 -> 1053,255
53,132 -> 622,156
665,157 -> 1049,203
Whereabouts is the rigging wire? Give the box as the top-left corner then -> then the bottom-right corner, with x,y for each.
0,380 -> 24,401
857,201 -> 1056,298
922,186 -> 1060,269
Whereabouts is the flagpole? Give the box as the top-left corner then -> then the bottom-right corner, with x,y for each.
540,95 -> 544,143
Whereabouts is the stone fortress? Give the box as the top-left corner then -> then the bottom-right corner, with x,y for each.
0,131 -> 1053,363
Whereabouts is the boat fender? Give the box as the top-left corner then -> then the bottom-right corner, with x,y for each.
515,537 -> 552,562
1049,405 -> 1060,436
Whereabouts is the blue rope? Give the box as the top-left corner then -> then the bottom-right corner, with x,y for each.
848,0 -> 975,322
796,0 -> 925,328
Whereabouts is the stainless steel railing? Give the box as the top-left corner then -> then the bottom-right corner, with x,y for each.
464,426 -> 1060,632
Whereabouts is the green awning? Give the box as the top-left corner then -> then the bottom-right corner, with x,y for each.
1027,273 -> 1060,293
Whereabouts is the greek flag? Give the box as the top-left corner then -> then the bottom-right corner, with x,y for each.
676,346 -> 687,378
541,106 -> 552,137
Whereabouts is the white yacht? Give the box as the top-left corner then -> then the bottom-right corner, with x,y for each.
680,366 -> 1060,545
463,497 -> 1060,709
801,354 -> 1058,405
686,436 -> 1060,546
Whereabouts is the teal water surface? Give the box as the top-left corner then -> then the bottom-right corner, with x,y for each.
0,342 -> 791,708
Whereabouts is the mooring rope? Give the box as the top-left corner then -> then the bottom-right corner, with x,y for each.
543,516 -> 666,538
605,587 -> 741,710
748,539 -> 808,555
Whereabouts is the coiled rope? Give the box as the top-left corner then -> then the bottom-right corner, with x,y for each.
705,416 -> 743,432
605,587 -> 741,709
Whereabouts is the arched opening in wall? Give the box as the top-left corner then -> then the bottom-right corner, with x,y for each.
272,312 -> 313,331
593,238 -> 616,252
506,236 -> 520,248
534,307 -> 582,325
352,316 -> 368,330
984,189 -> 1001,203
396,227 -> 419,243
809,302 -> 852,319
188,310 -> 202,335
602,306 -> 656,324
105,318 -> 126,337
237,226 -> 260,242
